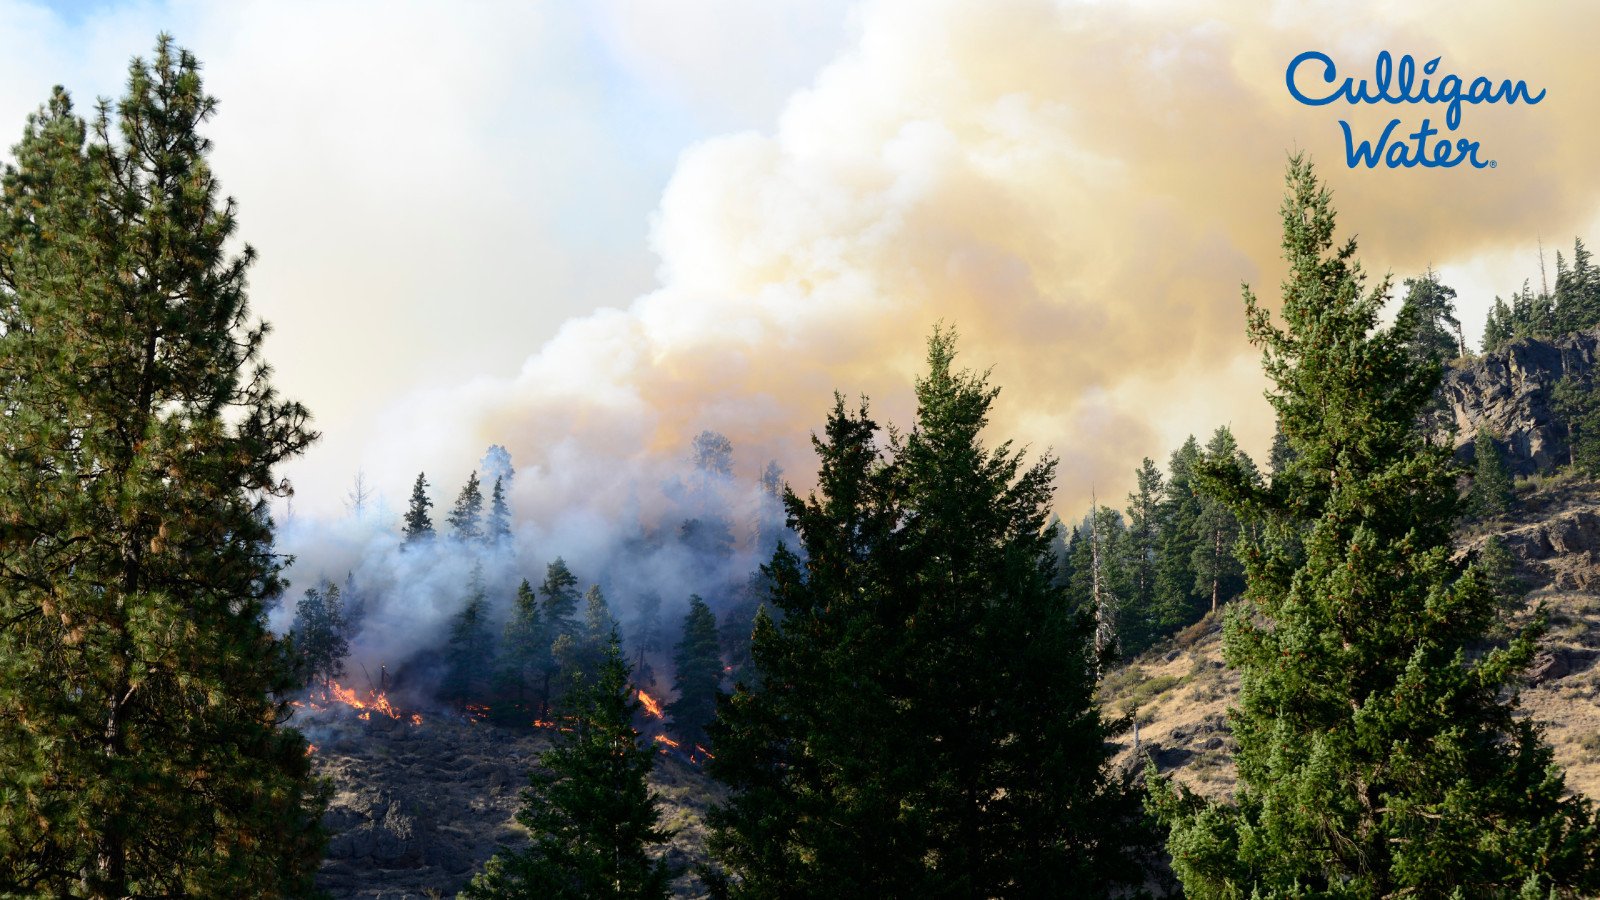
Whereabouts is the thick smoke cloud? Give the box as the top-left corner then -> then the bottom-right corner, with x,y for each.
330,0 -> 1600,525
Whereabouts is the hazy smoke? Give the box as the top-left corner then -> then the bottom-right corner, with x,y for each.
273,440 -> 784,698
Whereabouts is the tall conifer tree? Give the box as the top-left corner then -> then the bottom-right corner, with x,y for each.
0,39 -> 325,895
1154,435 -> 1205,630
402,472 -> 435,544
539,558 -> 582,633
448,470 -> 485,541
494,578 -> 546,720
710,332 -> 1152,896
463,634 -> 675,899
1152,155 -> 1600,897
292,582 -> 350,692
487,475 -> 512,542
667,596 -> 723,752
443,562 -> 494,705
1190,426 -> 1250,615
1469,428 -> 1516,518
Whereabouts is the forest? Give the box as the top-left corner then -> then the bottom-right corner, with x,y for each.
4,38 -> 1600,900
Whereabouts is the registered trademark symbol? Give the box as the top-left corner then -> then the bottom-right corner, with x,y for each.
1490,160 -> 1498,168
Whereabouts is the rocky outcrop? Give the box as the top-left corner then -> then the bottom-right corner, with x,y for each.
1495,507 -> 1600,590
1442,328 -> 1600,475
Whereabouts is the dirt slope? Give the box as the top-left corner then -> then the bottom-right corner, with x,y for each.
1103,476 -> 1600,803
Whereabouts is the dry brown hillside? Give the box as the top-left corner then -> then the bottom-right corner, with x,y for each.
1102,474 -> 1600,803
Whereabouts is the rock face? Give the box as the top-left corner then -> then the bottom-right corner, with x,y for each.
1496,506 -> 1600,590
1441,327 -> 1600,475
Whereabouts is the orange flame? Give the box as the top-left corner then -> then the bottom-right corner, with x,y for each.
305,743 -> 317,756
301,680 -> 422,726
637,690 -> 663,718
653,734 -> 680,749
695,744 -> 715,759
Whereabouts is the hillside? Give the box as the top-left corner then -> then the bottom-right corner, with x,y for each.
1105,473 -> 1600,804
308,712 -> 721,899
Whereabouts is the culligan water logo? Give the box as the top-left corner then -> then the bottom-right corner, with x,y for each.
1286,51 -> 1545,169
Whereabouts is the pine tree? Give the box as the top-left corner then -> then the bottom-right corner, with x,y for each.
1122,458 -> 1165,655
403,471 -> 435,544
1268,419 -> 1297,477
1154,435 -> 1205,631
1553,238 -> 1600,335
539,557 -> 582,633
494,579 -> 546,721
667,595 -> 722,752
487,475 -> 512,542
1468,428 -> 1517,517
566,584 -> 617,685
0,39 -> 326,895
709,332 -> 1153,896
442,562 -> 494,705
1554,373 -> 1600,477
1065,505 -> 1133,657
462,634 -> 675,899
292,582 -> 350,692
1189,426 -> 1250,615
1483,295 -> 1514,354
448,470 -> 485,541
1398,269 -> 1463,364
1151,155 -> 1600,897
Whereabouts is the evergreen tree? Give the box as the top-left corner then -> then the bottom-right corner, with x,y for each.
754,460 -> 788,559
1483,280 -> 1557,354
628,590 -> 665,686
292,582 -> 350,692
539,557 -> 582,633
448,470 -> 485,541
1152,155 -> 1600,897
1122,458 -> 1164,655
1483,295 -> 1514,355
1065,505 -> 1133,657
1189,426 -> 1250,615
567,584 -> 617,684
1553,238 -> 1600,335
667,596 -> 723,752
403,471 -> 435,544
1397,269 -> 1463,365
494,579 -> 546,721
487,475 -> 512,542
719,572 -> 769,681
1468,427 -> 1517,517
1554,372 -> 1600,477
1268,419 -> 1297,477
709,332 -> 1153,896
442,563 -> 494,705
463,634 -> 675,900
0,39 -> 326,895
1153,435 -> 1205,631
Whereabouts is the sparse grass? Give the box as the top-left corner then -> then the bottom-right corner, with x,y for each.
1577,732 -> 1600,764
1127,674 -> 1184,708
